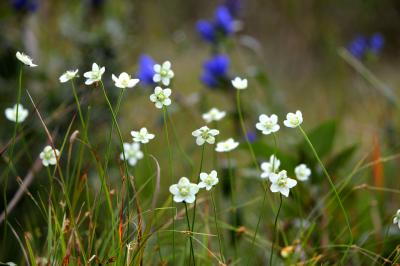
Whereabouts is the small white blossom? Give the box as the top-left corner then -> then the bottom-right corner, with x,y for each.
153,61 -> 174,86
269,170 -> 297,197
131,127 -> 155,144
120,142 -> 144,166
16,51 -> 37,67
149,86 -> 172,109
198,170 -> 219,191
294,164 -> 311,181
283,110 -> 303,128
202,108 -> 226,123
59,69 -> 79,83
5,104 -> 28,123
112,72 -> 140,89
169,177 -> 199,203
394,210 -> 400,229
39,145 -> 60,167
192,126 -> 219,146
260,155 -> 281,180
256,114 -> 280,135
231,77 -> 248,90
83,63 -> 105,85
215,138 -> 239,153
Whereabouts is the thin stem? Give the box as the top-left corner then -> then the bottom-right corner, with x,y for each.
211,190 -> 225,263
269,194 -> 283,266
191,145 -> 205,234
184,203 -> 196,266
299,125 -> 353,262
227,153 -> 238,258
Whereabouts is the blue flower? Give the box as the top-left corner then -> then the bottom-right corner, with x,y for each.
370,33 -> 384,54
215,6 -> 234,35
196,20 -> 216,43
246,131 -> 257,143
347,35 -> 368,59
196,5 -> 234,43
136,54 -> 156,86
201,55 -> 230,88
11,0 -> 38,13
224,0 -> 243,18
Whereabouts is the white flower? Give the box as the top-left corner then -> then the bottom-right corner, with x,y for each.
269,170 -> 297,197
149,86 -> 172,109
59,69 -> 79,83
231,77 -> 248,90
192,126 -> 220,146
131,127 -> 155,144
215,138 -> 239,153
295,164 -> 311,181
120,142 -> 144,166
198,170 -> 219,191
260,155 -> 281,180
83,63 -> 105,85
202,108 -> 226,123
16,51 -> 37,67
393,209 -> 400,229
112,72 -> 140,89
39,145 -> 60,167
169,177 -> 199,203
256,114 -> 280,135
5,104 -> 29,123
283,110 -> 303,128
153,61 -> 174,86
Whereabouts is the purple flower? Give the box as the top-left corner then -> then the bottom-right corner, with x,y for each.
196,5 -> 234,43
370,33 -> 384,54
11,0 -> 38,12
196,20 -> 216,43
136,54 -> 156,86
215,6 -> 234,35
347,35 -> 368,59
201,55 -> 230,88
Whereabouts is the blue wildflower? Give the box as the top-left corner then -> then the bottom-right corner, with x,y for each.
136,54 -> 156,86
201,55 -> 230,88
196,20 -> 216,43
215,6 -> 234,35
369,33 -> 384,54
246,131 -> 257,143
196,5 -> 234,43
347,35 -> 368,59
224,0 -> 243,18
11,0 -> 38,13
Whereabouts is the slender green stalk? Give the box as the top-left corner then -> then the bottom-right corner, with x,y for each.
191,144 -> 205,234
269,194 -> 283,266
211,190 -> 225,263
184,203 -> 195,266
227,152 -> 238,258
299,125 -> 353,262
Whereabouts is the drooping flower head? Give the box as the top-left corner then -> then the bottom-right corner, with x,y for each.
112,72 -> 140,89
169,177 -> 199,203
202,108 -> 226,123
201,54 -> 230,88
269,170 -> 297,197
393,209 -> 400,229
83,63 -> 105,85
136,54 -> 156,86
59,69 -> 79,83
260,155 -> 280,180
215,138 -> 239,152
16,51 -> 37,67
5,104 -> 29,123
256,114 -> 280,135
198,170 -> 219,191
149,87 -> 172,109
39,145 -> 60,167
120,142 -> 144,166
192,126 -> 220,146
283,111 -> 303,128
131,127 -> 155,144
153,61 -> 174,86
294,164 -> 311,181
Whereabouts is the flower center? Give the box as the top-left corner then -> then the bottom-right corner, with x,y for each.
179,186 -> 189,196
277,177 -> 287,187
160,69 -> 168,76
290,117 -> 299,125
205,176 -> 213,185
157,93 -> 166,101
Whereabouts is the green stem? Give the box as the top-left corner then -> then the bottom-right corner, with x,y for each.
211,190 -> 225,263
227,153 -> 238,258
299,125 -> 353,262
269,194 -> 283,266
184,203 -> 196,266
191,145 -> 205,234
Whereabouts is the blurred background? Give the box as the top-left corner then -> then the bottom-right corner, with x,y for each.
1,0 -> 400,264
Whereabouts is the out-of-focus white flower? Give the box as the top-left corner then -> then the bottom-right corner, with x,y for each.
202,108 -> 226,123
112,72 -> 140,89
393,209 -> 400,229
294,164 -> 311,181
16,51 -> 37,67
231,77 -> 248,90
59,69 -> 79,83
260,155 -> 280,180
120,142 -> 144,166
269,170 -> 297,197
215,138 -> 239,153
169,177 -> 199,203
192,126 -> 219,146
256,114 -> 280,135
198,170 -> 219,191
5,104 -> 28,123
153,61 -> 174,86
83,63 -> 105,85
39,145 -> 60,167
149,86 -> 172,109
131,127 -> 155,144
283,110 -> 303,128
